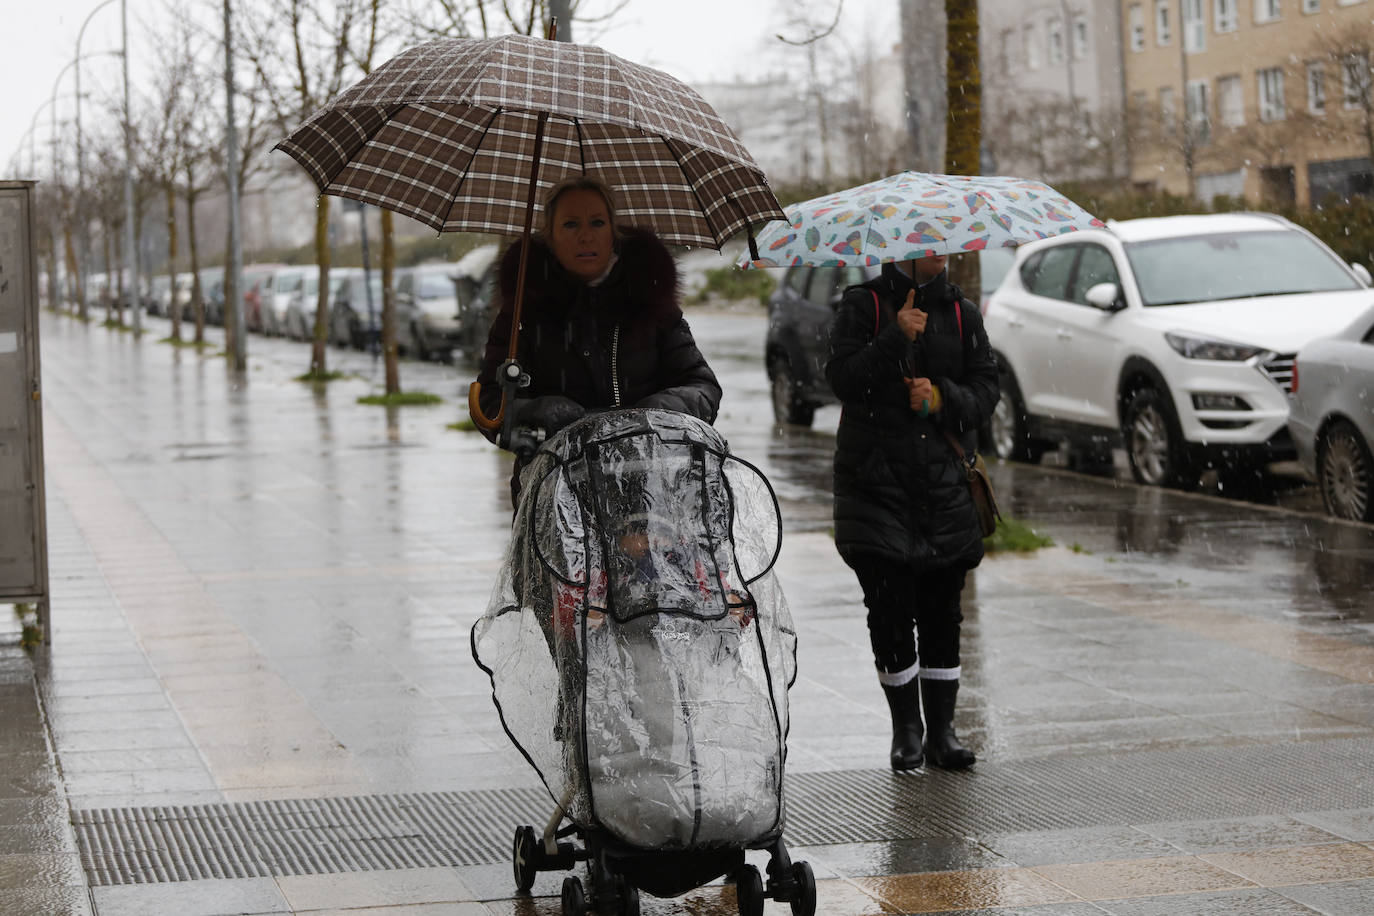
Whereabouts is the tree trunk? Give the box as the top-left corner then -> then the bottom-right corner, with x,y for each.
102,223 -> 115,325
63,229 -> 78,311
166,182 -> 182,341
381,208 -> 399,395
113,223 -> 125,327
186,183 -> 205,346
945,0 -> 982,303
222,233 -> 237,363
309,197 -> 331,376
944,0 -> 981,176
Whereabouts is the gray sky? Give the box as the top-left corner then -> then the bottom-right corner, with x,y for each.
2,0 -> 898,178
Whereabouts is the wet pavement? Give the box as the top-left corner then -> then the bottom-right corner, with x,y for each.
3,304 -> 1374,915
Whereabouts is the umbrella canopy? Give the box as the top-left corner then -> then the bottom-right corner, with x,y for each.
276,34 -> 784,250
738,171 -> 1105,269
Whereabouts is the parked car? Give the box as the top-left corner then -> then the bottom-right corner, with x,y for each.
241,264 -> 286,334
396,263 -> 464,360
268,265 -> 314,338
328,269 -> 381,350
1287,303 -> 1374,522
451,244 -> 500,361
982,212 -> 1374,487
282,268 -> 334,341
198,267 -> 225,326
147,275 -> 173,316
763,248 -> 1014,426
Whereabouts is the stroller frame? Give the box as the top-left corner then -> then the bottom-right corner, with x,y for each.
479,411 -> 815,915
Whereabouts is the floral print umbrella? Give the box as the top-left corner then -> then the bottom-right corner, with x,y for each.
737,171 -> 1105,269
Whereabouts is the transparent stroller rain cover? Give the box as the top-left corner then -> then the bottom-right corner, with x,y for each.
471,409 -> 798,852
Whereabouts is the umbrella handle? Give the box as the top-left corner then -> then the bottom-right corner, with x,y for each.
468,381 -> 503,431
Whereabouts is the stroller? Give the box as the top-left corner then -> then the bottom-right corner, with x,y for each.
471,409 -> 815,916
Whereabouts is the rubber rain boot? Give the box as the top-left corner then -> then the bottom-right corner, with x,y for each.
881,679 -> 925,770
921,678 -> 975,769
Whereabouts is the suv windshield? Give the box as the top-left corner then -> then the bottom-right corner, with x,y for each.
1125,229 -> 1360,306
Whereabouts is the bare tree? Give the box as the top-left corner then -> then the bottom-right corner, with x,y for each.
945,0 -> 981,299
1311,21 -> 1374,175
241,0 -> 374,378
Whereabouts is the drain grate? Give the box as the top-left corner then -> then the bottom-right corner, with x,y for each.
74,738 -> 1374,885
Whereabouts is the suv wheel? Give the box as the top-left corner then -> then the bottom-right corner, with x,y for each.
1317,419 -> 1373,522
770,359 -> 815,426
989,370 -> 1050,463
1123,385 -> 1196,489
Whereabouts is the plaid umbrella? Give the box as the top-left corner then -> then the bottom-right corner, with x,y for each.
276,34 -> 783,250
738,171 -> 1105,269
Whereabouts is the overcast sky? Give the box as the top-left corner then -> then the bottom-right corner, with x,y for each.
2,0 -> 899,178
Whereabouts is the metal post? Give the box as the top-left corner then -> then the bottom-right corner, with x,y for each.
121,0 -> 139,334
224,0 -> 246,371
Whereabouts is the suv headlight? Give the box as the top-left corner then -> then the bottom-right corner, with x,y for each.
1164,332 -> 1267,361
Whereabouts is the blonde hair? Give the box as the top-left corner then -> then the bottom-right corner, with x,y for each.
540,176 -> 621,240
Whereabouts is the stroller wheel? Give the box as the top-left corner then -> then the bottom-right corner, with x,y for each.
788,861 -> 816,916
614,875 -> 640,916
512,825 -> 538,893
561,875 -> 587,916
733,864 -> 765,916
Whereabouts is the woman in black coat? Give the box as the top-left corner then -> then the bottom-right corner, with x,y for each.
825,253 -> 999,771
473,176 -> 722,502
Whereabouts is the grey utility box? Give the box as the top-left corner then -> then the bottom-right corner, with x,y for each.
0,181 -> 50,641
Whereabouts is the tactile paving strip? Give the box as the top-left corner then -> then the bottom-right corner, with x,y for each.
74,738 -> 1374,885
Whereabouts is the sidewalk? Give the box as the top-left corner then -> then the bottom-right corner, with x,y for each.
5,309 -> 1374,915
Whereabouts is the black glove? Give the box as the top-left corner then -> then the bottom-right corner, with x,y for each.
513,395 -> 586,434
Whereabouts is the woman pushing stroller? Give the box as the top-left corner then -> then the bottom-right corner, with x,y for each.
470,178 -> 814,916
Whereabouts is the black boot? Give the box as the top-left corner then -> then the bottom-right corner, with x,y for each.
881,680 -> 925,770
921,678 -> 975,769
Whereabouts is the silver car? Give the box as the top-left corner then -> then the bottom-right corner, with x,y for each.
1288,303 -> 1374,522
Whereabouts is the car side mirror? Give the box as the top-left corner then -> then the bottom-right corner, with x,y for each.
1350,263 -> 1371,287
1084,282 -> 1125,312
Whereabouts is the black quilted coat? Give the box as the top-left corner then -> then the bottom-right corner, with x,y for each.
825,263 -> 1000,572
475,226 -> 722,442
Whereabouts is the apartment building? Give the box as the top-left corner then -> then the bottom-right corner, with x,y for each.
1123,0 -> 1374,205
981,0 -> 1127,182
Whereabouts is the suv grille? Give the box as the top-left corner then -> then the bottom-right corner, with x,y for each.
1262,353 -> 1296,394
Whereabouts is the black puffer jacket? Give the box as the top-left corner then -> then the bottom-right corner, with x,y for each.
475,227 -> 722,442
825,263 -> 1000,572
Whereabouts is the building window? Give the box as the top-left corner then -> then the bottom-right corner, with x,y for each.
1025,23 -> 1042,69
1130,4 -> 1145,52
1218,74 -> 1244,125
1308,62 -> 1327,113
1187,80 -> 1211,143
1258,66 -> 1286,121
1156,1 -> 1172,44
1343,53 -> 1371,108
1000,29 -> 1015,76
1183,0 -> 1206,52
1337,0 -> 1365,6
1072,16 -> 1089,59
1049,18 -> 1066,64
1215,0 -> 1239,30
1255,0 -> 1281,22
1302,0 -> 1320,11
1160,86 -> 1177,125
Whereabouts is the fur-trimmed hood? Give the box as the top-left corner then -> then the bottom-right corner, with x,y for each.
498,225 -> 682,327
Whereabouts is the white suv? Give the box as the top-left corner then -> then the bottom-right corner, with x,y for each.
983,213 -> 1374,487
